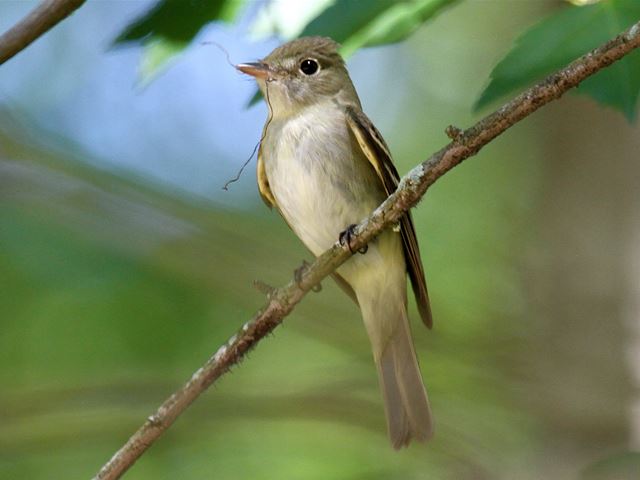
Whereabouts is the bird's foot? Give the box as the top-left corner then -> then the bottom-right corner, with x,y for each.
339,224 -> 368,254
294,260 -> 322,292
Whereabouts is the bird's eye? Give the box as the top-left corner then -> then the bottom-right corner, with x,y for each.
299,58 -> 319,75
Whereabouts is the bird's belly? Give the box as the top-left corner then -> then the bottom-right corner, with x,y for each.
268,151 -> 377,257
269,154 -> 404,297
262,108 -> 404,291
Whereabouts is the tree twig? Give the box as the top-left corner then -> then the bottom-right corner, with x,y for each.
94,21 -> 640,480
0,0 -> 86,65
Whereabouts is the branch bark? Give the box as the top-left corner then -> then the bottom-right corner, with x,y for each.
0,0 -> 86,65
94,21 -> 640,480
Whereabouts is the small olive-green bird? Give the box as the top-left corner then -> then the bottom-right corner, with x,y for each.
237,36 -> 433,448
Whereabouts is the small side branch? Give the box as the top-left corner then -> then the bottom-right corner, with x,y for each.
0,0 -> 86,65
94,21 -> 640,480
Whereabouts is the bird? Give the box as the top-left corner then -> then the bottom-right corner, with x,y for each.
236,36 -> 433,448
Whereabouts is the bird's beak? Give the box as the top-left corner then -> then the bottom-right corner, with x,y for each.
236,62 -> 272,80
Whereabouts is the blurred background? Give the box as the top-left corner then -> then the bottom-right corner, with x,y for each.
1,0 -> 639,479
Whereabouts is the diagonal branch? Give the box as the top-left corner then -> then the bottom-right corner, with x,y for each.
94,20 -> 640,480
0,0 -> 86,65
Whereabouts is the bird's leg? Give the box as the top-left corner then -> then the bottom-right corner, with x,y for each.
339,224 -> 368,254
294,260 -> 322,292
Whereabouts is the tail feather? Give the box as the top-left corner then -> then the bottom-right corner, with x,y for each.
378,351 -> 412,448
346,230 -> 433,448
376,313 -> 433,448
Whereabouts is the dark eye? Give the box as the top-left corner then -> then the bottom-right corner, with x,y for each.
300,58 -> 319,75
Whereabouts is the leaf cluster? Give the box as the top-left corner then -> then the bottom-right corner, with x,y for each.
114,0 -> 640,121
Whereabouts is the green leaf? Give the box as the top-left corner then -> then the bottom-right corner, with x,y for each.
300,0 -> 391,50
115,0 -> 243,45
301,0 -> 457,56
344,0 -> 457,53
114,0 -> 245,82
247,89 -> 263,108
138,38 -> 185,88
475,0 -> 640,121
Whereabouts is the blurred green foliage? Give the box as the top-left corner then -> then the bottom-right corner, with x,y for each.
1,0 -> 639,479
118,0 -> 640,118
580,452 -> 640,480
117,0 -> 457,69
0,120 -> 536,478
114,0 -> 243,44
297,0 -> 457,56
476,0 -> 640,121
114,0 -> 245,83
117,0 -> 457,90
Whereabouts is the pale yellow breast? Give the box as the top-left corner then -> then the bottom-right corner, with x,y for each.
263,102 -> 384,256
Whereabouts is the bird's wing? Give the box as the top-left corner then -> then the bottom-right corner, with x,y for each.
257,146 -> 276,208
345,105 -> 432,329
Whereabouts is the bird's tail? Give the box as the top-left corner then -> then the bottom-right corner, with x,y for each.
373,307 -> 433,448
